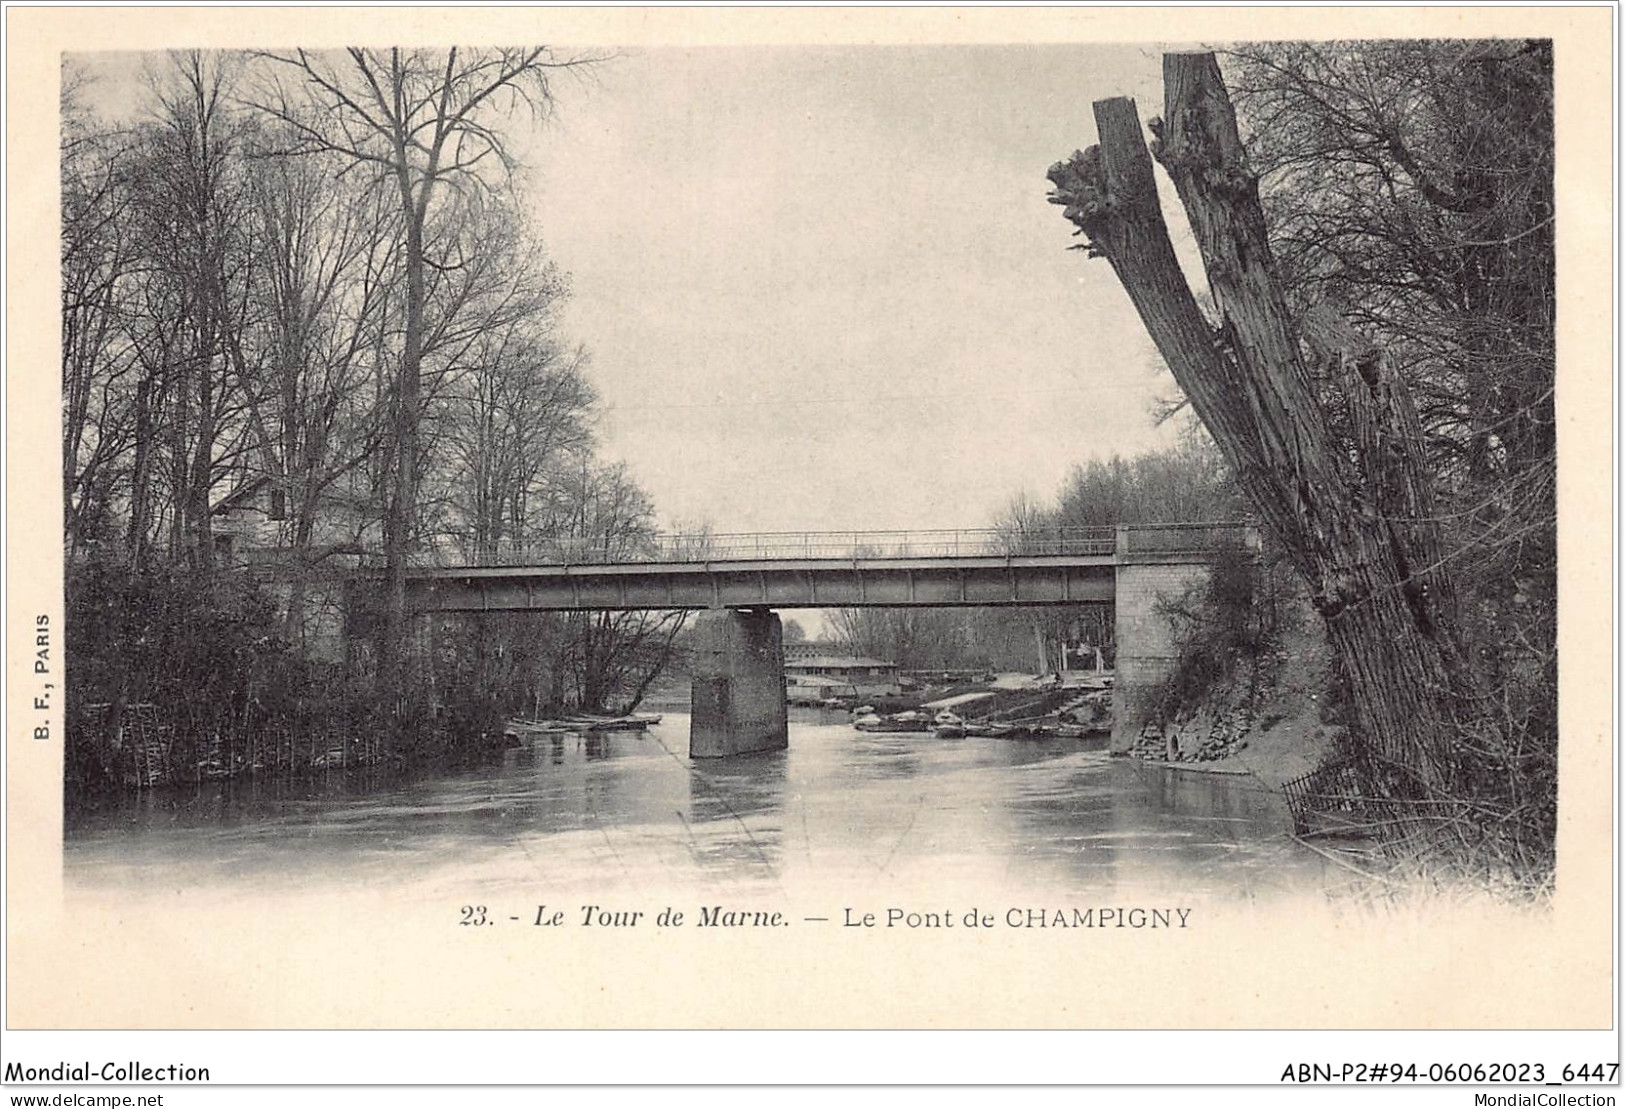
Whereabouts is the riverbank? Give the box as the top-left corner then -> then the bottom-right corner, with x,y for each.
1126,620 -> 1341,791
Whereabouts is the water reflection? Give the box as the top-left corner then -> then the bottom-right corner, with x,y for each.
64,714 -> 1325,902
843,733 -> 924,780
683,750 -> 789,881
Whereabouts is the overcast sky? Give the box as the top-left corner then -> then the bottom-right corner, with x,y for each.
517,45 -> 1196,534
77,44 -> 1202,536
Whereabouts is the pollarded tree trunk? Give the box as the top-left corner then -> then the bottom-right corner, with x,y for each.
1048,53 -> 1486,802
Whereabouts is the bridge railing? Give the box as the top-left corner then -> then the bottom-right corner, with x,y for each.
400,523 -> 1253,569
645,527 -> 1119,562
405,526 -> 1119,568
1115,521 -> 1258,556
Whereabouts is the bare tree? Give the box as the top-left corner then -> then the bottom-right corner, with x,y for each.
233,125 -> 407,640
549,462 -> 687,712
109,52 -> 262,569
1048,52 -> 1539,870
442,328 -> 593,563
61,63 -> 141,558
1225,41 -> 1553,496
251,46 -> 593,703
1224,42 -> 1557,816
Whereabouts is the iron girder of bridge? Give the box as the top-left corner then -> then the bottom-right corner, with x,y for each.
403,552 -> 1118,613
364,523 -> 1255,758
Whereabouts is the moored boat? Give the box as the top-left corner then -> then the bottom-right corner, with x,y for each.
855,710 -> 933,733
505,712 -> 662,742
962,721 -> 1015,738
559,713 -> 658,732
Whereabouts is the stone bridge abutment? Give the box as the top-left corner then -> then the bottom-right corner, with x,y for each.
1110,560 -> 1211,752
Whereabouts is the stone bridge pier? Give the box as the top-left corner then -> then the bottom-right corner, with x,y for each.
690,608 -> 789,758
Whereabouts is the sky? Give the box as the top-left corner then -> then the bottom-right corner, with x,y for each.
514,45 -> 1197,535
75,44 -> 1202,537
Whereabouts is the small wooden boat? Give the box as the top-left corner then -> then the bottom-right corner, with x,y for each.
558,713 -> 658,732
507,719 -> 577,735
932,710 -> 967,738
855,710 -> 933,733
506,714 -> 661,743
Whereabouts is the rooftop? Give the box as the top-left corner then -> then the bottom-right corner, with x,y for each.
785,656 -> 897,669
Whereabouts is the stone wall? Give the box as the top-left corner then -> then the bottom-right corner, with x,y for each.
1111,562 -> 1210,751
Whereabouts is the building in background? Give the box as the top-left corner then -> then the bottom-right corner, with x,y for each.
784,654 -> 900,699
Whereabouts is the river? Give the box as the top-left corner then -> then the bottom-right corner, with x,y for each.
63,711 -> 1328,905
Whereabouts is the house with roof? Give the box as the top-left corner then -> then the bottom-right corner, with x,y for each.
784,654 -> 901,699
208,474 -> 378,663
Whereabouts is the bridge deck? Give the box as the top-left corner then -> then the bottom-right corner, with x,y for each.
391,524 -> 1253,613
404,552 -> 1120,612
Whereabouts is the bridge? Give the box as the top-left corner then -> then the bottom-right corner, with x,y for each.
400,523 -> 1249,612
382,523 -> 1254,758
